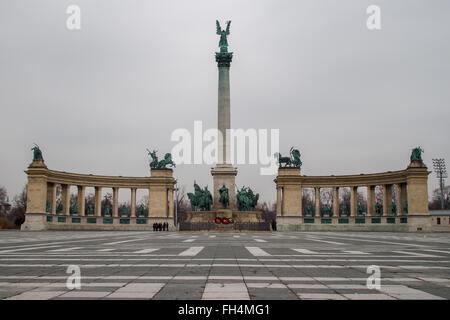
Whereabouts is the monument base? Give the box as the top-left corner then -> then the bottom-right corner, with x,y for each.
211,164 -> 238,210
21,213 -> 48,231
181,210 -> 269,232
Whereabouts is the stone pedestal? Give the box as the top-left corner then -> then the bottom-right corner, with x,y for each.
211,164 -> 238,210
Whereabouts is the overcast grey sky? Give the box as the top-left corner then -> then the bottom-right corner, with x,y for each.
0,0 -> 449,204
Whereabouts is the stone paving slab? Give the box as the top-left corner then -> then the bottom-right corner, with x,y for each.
0,231 -> 449,300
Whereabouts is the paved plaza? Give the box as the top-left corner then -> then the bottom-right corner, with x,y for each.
0,231 -> 449,300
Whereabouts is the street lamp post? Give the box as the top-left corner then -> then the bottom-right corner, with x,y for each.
174,180 -> 179,229
432,158 -> 447,210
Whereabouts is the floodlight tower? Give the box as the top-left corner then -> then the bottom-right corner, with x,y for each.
432,158 -> 447,210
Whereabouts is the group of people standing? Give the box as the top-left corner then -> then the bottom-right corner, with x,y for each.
153,222 -> 169,231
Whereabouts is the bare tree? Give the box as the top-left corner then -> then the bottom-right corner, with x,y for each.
9,185 -> 27,226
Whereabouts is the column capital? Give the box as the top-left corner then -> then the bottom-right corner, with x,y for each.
215,52 -> 233,67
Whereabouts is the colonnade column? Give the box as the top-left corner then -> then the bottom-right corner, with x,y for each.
131,188 -> 136,217
367,185 -> 375,216
350,186 -> 357,216
61,184 -> 70,215
333,187 -> 339,217
113,187 -> 119,217
77,186 -> 85,216
47,183 -> 57,214
168,188 -> 174,218
94,186 -> 102,216
276,187 -> 282,216
382,184 -> 392,215
314,187 -> 321,217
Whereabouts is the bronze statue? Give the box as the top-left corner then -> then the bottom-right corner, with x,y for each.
236,186 -> 259,211
147,149 -> 176,169
391,201 -> 397,215
357,202 -> 364,216
70,203 -> 78,215
410,146 -> 424,162
87,204 -> 94,215
187,182 -> 213,211
375,202 -> 382,216
305,204 -> 313,216
341,204 -> 348,216
218,185 -> 230,208
104,204 -> 111,216
275,147 -> 302,168
216,20 -> 231,52
31,144 -> 43,161
138,204 -> 145,217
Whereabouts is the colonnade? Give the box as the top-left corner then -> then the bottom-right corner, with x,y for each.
275,159 -> 430,221
21,159 -> 176,230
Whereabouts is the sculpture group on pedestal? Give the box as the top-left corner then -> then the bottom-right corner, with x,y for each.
275,147 -> 302,168
147,149 -> 176,169
236,186 -> 259,211
187,182 -> 213,211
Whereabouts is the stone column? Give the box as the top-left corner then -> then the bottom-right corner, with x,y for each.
406,161 -> 429,214
168,187 -> 174,218
367,185 -> 375,216
61,184 -> 70,215
276,187 -> 282,216
211,47 -> 237,210
47,183 -> 57,214
94,186 -> 102,216
350,186 -> 357,216
77,186 -> 85,216
22,160 -> 49,231
130,188 -> 136,217
113,187 -> 119,217
314,187 -> 321,217
382,184 -> 392,215
333,187 -> 339,217
216,50 -> 232,165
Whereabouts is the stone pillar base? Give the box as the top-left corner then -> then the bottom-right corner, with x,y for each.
211,164 -> 238,210
21,213 -> 48,231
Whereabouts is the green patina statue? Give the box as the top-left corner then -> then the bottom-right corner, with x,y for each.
70,203 -> 78,215
341,204 -> 348,216
46,201 -> 51,213
138,204 -> 145,217
187,182 -> 213,211
56,202 -> 63,214
236,186 -> 259,211
410,146 -> 424,162
305,204 -> 313,216
87,204 -> 94,215
31,144 -> 43,161
403,201 -> 408,214
121,205 -> 128,217
375,202 -> 382,216
104,204 -> 111,216
216,20 -> 231,53
147,149 -> 176,169
275,147 -> 302,168
357,202 -> 364,216
322,204 -> 330,217
391,201 -> 397,215
218,185 -> 230,208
